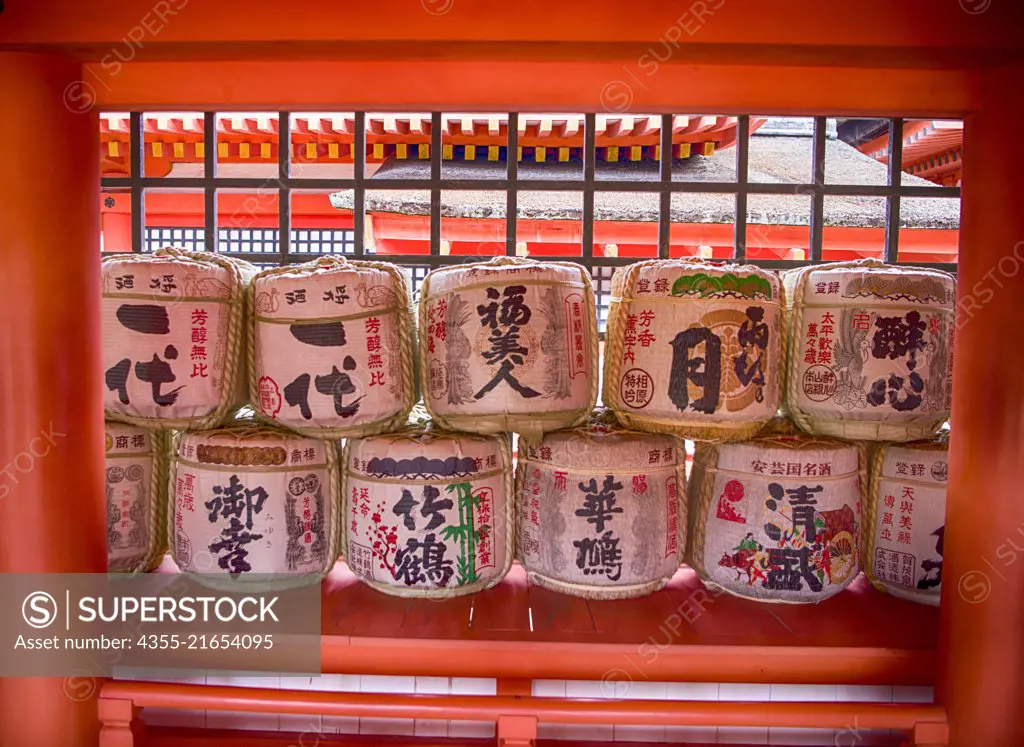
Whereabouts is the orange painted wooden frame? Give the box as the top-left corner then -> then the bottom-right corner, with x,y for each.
3,2 -> 1024,744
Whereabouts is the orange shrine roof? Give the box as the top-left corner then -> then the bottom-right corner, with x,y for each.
99,113 -> 764,177
856,119 -> 963,187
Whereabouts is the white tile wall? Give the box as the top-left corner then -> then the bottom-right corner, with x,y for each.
837,685 -> 893,702
532,679 -> 567,697
358,675 -> 416,694
126,674 -> 911,745
357,718 -> 416,736
140,708 -> 206,729
448,720 -> 496,738
666,682 -> 721,701
769,684 -> 837,702
718,726 -> 770,744
768,727 -> 839,745
414,676 -> 451,737
451,677 -> 497,696
204,709 -> 280,732
614,724 -> 666,742
719,683 -> 772,701
539,723 -> 615,741
665,725 -> 718,743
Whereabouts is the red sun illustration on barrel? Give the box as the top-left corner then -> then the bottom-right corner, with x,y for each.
715,479 -> 747,524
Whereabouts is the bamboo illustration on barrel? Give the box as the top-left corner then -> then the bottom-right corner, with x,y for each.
440,480 -> 491,586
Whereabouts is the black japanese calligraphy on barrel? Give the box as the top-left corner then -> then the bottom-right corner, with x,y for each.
688,434 -> 865,604
102,249 -> 256,430
418,257 -> 598,436
342,425 -> 513,598
603,261 -> 783,442
170,425 -> 341,589
249,258 -> 417,438
864,438 -> 948,606
783,261 -> 955,441
516,415 -> 686,600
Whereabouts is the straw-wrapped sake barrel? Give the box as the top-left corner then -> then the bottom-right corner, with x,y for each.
170,426 -> 340,586
517,417 -> 685,599
864,438 -> 948,606
604,260 -> 784,441
689,435 -> 865,603
783,260 -> 955,441
419,257 -> 598,435
343,426 -> 513,598
105,421 -> 169,573
249,257 -> 417,438
102,248 -> 255,429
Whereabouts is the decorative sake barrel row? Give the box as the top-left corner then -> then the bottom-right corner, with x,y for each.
106,421 -> 169,573
864,438 -> 948,606
517,417 -> 685,599
103,249 -> 255,429
419,257 -> 598,436
170,425 -> 340,587
249,257 -> 417,438
783,260 -> 955,441
604,261 -> 784,442
688,434 -> 865,604
342,425 -> 513,598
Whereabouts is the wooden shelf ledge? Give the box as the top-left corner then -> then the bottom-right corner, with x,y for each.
320,564 -> 938,685
151,558 -> 938,685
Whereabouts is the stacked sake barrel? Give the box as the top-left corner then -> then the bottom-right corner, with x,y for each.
341,423 -> 513,597
102,249 -> 255,430
863,438 -> 948,606
102,249 -> 257,572
105,421 -> 169,573
248,257 -> 418,438
107,244 -> 958,604
169,423 -> 340,587
688,434 -> 866,603
603,260 -> 783,441
783,260 -> 955,441
418,256 -> 598,436
517,413 -> 686,599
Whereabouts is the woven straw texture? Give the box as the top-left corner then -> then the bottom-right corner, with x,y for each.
782,259 -> 955,441
688,432 -> 868,604
168,424 -> 341,590
516,412 -> 686,600
604,260 -> 785,442
418,256 -> 598,438
102,248 -> 256,430
247,256 -> 418,438
105,421 -> 170,574
863,436 -> 948,607
341,423 -> 514,599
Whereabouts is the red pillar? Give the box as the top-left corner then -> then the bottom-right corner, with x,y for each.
939,63 -> 1024,747
0,54 -> 106,747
